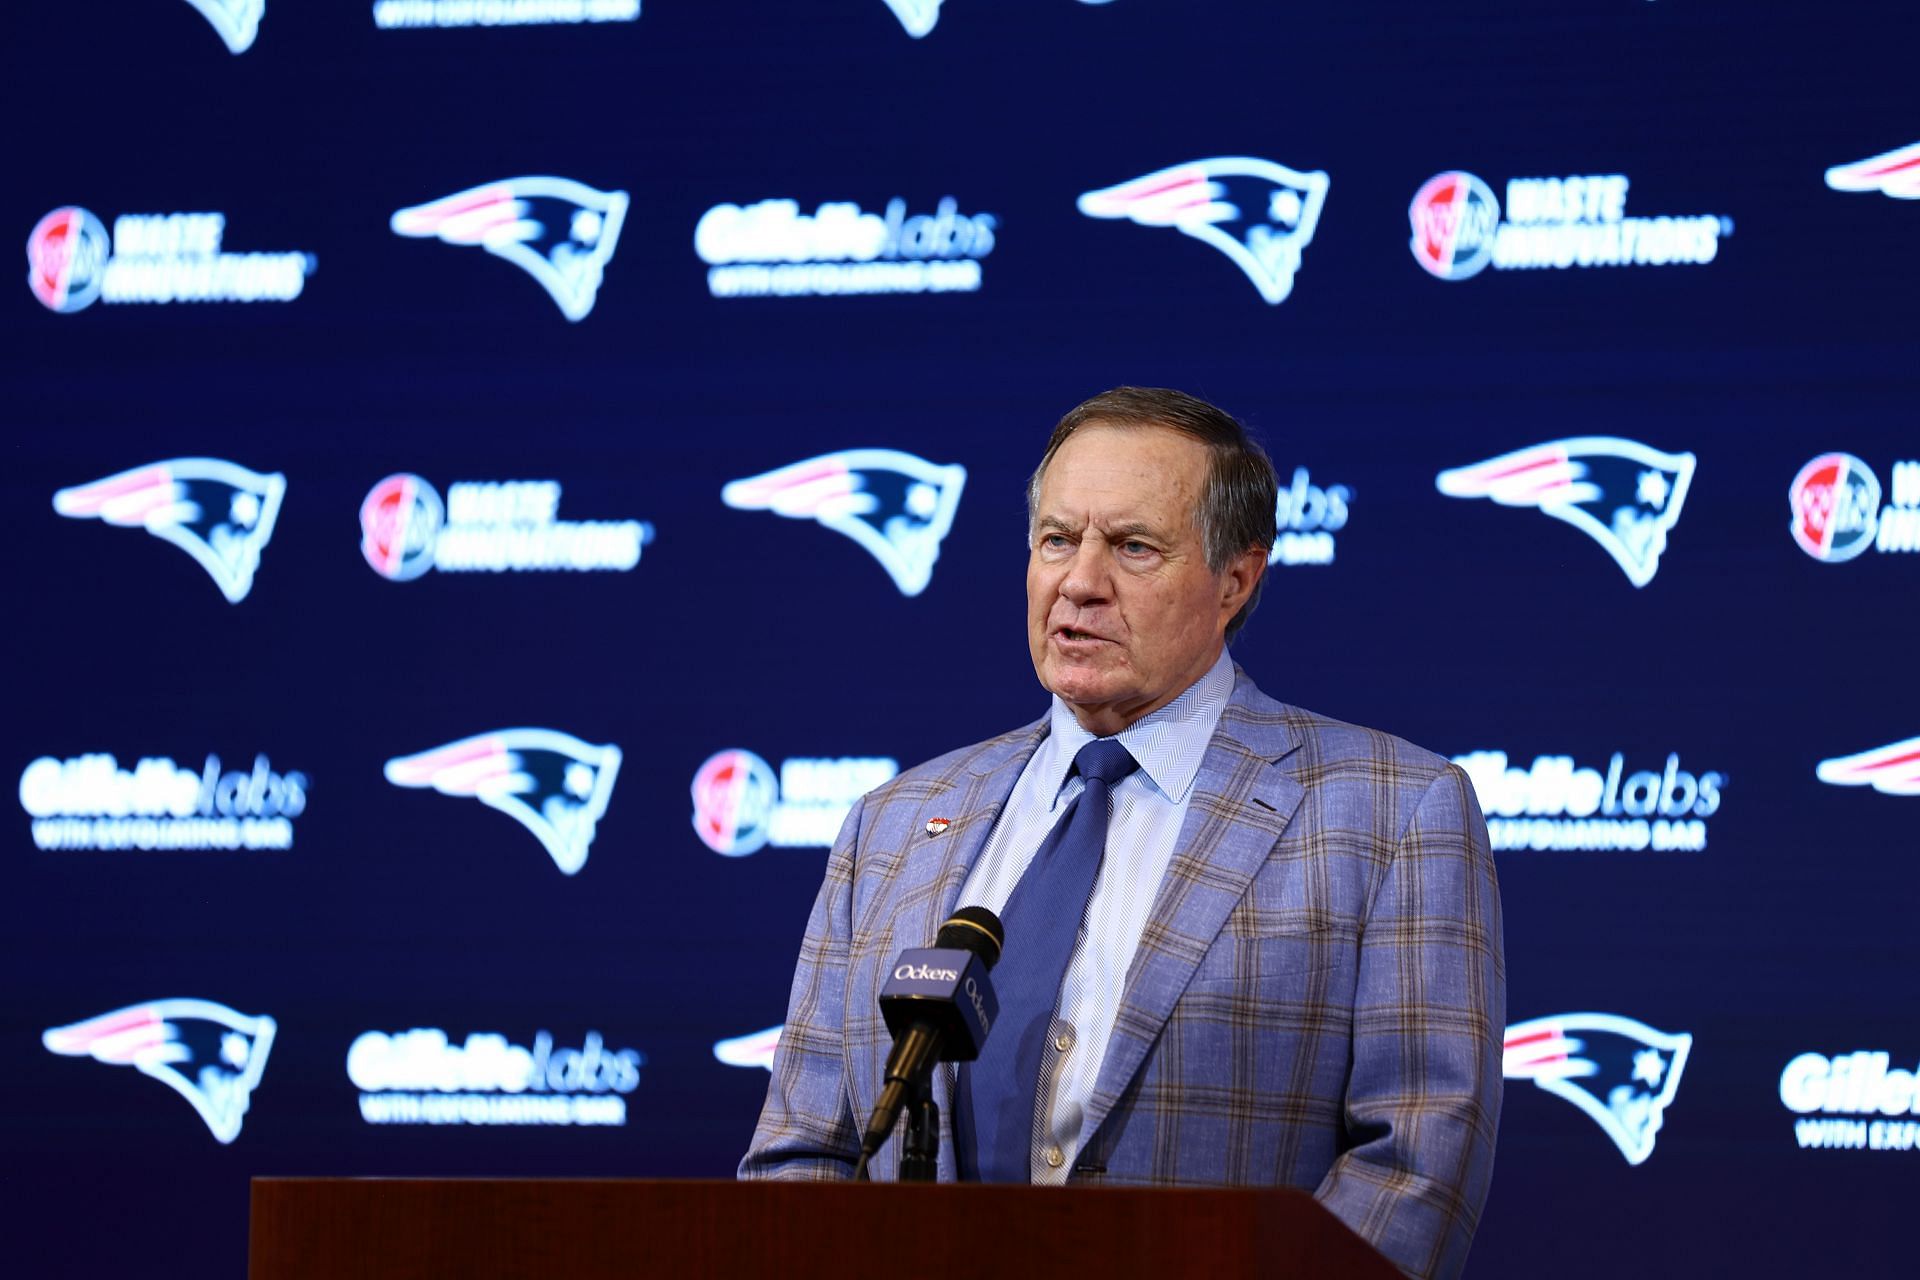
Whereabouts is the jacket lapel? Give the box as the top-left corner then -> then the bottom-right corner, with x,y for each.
1079,671 -> 1305,1144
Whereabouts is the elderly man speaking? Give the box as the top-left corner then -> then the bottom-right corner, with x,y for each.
742,387 -> 1505,1279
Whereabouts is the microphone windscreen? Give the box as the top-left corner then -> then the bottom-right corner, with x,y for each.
935,906 -> 1004,969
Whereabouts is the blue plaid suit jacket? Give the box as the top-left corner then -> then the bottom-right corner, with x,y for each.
741,666 -> 1504,1279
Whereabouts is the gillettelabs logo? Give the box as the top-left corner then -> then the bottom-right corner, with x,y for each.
1453,750 -> 1724,851
185,0 -> 265,52
1437,438 -> 1695,587
384,730 -> 621,874
696,196 -> 996,298
27,209 -> 314,313
1269,467 -> 1350,567
1825,142 -> 1920,199
21,752 -> 308,851
1505,1013 -> 1692,1165
1784,1051 -> 1920,1151
691,750 -> 896,855
53,458 -> 285,603
1816,737 -> 1920,796
1078,157 -> 1329,305
391,177 -> 628,321
359,475 -> 653,579
1789,454 -> 1920,561
373,0 -> 639,29
722,450 -> 966,596
1410,172 -> 1729,278
43,1000 -> 276,1143
349,1027 -> 643,1126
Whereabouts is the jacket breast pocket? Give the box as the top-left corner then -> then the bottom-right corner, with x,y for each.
1183,912 -> 1358,995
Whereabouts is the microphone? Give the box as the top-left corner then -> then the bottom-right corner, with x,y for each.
856,906 -> 1004,1171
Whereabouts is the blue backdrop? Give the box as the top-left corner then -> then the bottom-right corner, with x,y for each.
5,1 -> 1918,1274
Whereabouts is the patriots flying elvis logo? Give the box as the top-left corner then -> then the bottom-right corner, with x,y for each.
1505,1012 -> 1692,1165
713,1024 -> 783,1071
184,0 -> 264,53
53,458 -> 286,603
1437,437 -> 1696,587
384,729 -> 622,875
1077,157 -> 1330,305
1816,736 -> 1920,796
44,999 -> 276,1143
391,177 -> 629,321
722,449 -> 966,596
1825,142 -> 1920,199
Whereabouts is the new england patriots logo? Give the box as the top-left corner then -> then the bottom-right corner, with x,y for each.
184,0 -> 264,53
722,450 -> 966,597
384,729 -> 622,875
883,0 -> 941,36
1077,157 -> 1330,305
1437,437 -> 1696,587
713,1024 -> 783,1071
53,458 -> 286,603
44,999 -> 276,1144
1825,141 -> 1920,199
1505,1012 -> 1692,1165
391,177 -> 630,321
1816,736 -> 1920,795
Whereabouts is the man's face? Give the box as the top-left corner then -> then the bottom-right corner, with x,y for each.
1026,422 -> 1260,736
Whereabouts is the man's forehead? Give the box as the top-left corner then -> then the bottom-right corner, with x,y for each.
1039,422 -> 1207,499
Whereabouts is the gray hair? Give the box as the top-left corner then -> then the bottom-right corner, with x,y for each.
1027,386 -> 1277,640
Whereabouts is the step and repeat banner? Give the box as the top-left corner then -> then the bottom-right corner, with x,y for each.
4,1 -> 1916,1275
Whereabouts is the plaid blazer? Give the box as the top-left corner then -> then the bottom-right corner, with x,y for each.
741,666 -> 1504,1279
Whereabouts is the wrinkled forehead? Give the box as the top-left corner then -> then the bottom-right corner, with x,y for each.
1034,420 -> 1211,519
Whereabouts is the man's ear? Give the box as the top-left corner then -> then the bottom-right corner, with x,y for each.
1219,546 -> 1267,621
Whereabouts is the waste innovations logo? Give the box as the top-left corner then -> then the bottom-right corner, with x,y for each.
28,208 -> 315,313
1505,1013 -> 1692,1165
696,195 -> 996,298
374,0 -> 639,29
1784,1050 -> 1920,1151
183,0 -> 265,52
714,1025 -> 782,1071
691,750 -> 896,855
1452,750 -> 1725,851
722,450 -> 966,596
1269,467 -> 1350,567
1826,141 -> 1920,200
1816,737 -> 1920,796
43,1000 -> 276,1143
349,1026 -> 643,1126
359,474 -> 653,580
21,752 -> 308,851
1437,438 -> 1695,587
53,458 -> 285,603
1078,157 -> 1329,305
384,730 -> 621,875
1788,454 -> 1920,562
1409,171 -> 1730,279
390,177 -> 628,320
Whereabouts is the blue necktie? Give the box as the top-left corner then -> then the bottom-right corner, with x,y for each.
957,737 -> 1139,1182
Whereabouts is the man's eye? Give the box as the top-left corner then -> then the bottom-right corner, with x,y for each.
1122,540 -> 1152,555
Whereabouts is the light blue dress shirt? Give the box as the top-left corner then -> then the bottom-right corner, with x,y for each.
956,647 -> 1235,1182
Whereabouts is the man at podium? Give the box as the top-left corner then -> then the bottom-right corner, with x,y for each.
742,388 -> 1504,1279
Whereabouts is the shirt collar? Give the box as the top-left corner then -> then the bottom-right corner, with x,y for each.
1042,648 -> 1236,806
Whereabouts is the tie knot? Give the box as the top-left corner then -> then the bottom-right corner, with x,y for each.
1074,738 -> 1139,788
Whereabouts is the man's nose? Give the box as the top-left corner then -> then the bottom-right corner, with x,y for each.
1059,538 -> 1113,603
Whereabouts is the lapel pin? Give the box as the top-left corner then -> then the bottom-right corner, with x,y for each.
924,818 -> 952,837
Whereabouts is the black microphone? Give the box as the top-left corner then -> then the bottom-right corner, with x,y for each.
856,906 -> 1004,1168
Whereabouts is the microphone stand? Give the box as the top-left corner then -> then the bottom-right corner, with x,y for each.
898,1071 -> 939,1182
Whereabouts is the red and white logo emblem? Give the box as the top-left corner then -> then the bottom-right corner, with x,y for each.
1816,738 -> 1920,796
1409,172 -> 1499,280
1788,453 -> 1881,562
26,207 -> 111,313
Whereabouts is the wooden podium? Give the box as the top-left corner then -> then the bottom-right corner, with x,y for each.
249,1178 -> 1403,1279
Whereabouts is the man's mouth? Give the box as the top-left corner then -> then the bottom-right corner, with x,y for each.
1056,627 -> 1106,643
